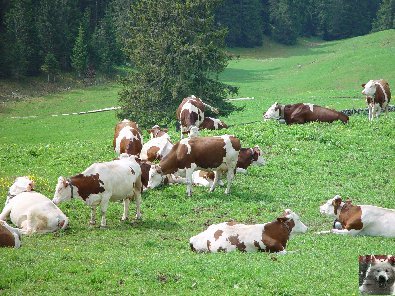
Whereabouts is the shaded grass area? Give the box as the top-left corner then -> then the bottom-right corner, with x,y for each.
0,30 -> 394,295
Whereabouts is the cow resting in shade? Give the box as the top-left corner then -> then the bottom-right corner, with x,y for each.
189,209 -> 307,253
148,135 -> 241,196
53,154 -> 142,228
319,195 -> 395,237
0,177 -> 68,235
263,102 -> 349,124
176,95 -> 219,139
113,119 -> 143,156
361,79 -> 391,121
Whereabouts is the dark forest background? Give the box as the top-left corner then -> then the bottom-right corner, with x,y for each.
0,0 -> 393,79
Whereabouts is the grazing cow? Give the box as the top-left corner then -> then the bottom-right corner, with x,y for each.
176,95 -> 219,139
189,146 -> 265,187
140,127 -> 173,162
53,154 -> 142,228
0,220 -> 21,248
0,191 -> 68,235
199,117 -> 228,130
148,135 -> 241,196
319,195 -> 395,237
113,119 -> 143,156
263,102 -> 349,124
5,176 -> 34,205
137,159 -> 180,190
189,209 -> 307,253
361,79 -> 391,121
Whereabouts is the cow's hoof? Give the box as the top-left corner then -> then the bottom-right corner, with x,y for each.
121,217 -> 129,222
89,221 -> 96,226
135,215 -> 142,220
100,225 -> 108,229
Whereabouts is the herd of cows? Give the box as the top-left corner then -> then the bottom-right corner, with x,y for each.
0,79 -> 393,258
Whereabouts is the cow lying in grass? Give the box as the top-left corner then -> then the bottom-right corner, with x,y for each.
319,195 -> 395,237
0,177 -> 68,235
263,102 -> 349,124
189,209 -> 307,253
53,154 -> 142,228
140,125 -> 173,162
0,220 -> 22,248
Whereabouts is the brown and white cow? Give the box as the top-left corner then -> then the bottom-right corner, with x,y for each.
188,146 -> 265,187
53,154 -> 142,228
199,117 -> 228,130
176,95 -> 219,139
113,119 -> 143,156
5,176 -> 34,205
140,126 -> 173,162
0,220 -> 21,248
263,102 -> 349,124
189,209 -> 307,253
148,135 -> 241,196
361,79 -> 391,121
319,195 -> 395,237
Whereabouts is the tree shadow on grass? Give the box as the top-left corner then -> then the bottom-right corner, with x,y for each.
128,218 -> 180,231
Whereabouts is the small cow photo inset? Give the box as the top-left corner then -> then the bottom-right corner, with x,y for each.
359,255 -> 395,295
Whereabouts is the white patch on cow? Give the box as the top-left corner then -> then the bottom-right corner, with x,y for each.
181,101 -> 205,127
140,134 -> 173,161
207,117 -> 222,129
362,80 -> 376,97
115,126 -> 141,154
263,102 -> 280,120
147,165 -> 163,189
180,138 -> 192,154
188,126 -> 199,138
6,176 -> 34,205
303,103 -> 314,112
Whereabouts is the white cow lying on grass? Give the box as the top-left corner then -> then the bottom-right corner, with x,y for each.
0,177 -> 69,235
5,176 -> 34,205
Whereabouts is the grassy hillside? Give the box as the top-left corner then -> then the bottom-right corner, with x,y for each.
0,30 -> 394,295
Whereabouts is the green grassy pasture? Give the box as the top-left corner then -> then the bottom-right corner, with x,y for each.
0,30 -> 394,295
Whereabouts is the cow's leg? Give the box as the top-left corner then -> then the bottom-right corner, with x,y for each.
100,200 -> 110,228
185,166 -> 196,197
122,198 -> 130,221
225,168 -> 235,195
134,191 -> 142,220
209,171 -> 220,193
368,105 -> 373,121
0,204 -> 12,221
375,103 -> 381,119
90,206 -> 97,225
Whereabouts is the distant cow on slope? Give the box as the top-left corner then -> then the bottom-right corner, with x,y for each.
263,102 -> 349,124
361,79 -> 391,121
176,95 -> 219,139
190,209 -> 307,253
113,119 -> 143,156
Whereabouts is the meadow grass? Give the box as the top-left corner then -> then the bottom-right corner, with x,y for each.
0,30 -> 394,295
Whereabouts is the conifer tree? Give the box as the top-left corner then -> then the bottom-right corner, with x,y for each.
372,0 -> 395,32
71,25 -> 89,77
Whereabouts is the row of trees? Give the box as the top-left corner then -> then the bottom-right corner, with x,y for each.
217,0 -> 394,47
0,0 -> 393,79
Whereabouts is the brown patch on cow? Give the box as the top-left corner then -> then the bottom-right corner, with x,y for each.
226,221 -> 237,226
138,161 -> 151,189
236,148 -> 253,169
214,229 -> 223,240
207,240 -> 211,251
217,246 -> 227,252
0,223 -> 15,247
338,201 -> 364,231
199,170 -> 215,180
147,146 -> 161,162
70,173 -> 105,201
176,97 -> 205,131
113,120 -> 143,155
228,234 -> 246,252
229,136 -> 241,151
332,197 -> 343,215
261,219 -> 294,253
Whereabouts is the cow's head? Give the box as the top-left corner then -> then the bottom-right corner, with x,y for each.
52,176 -> 72,205
263,102 -> 280,121
319,195 -> 343,217
147,125 -> 168,139
361,80 -> 377,97
188,126 -> 199,138
251,146 -> 265,166
277,209 -> 308,237
6,176 -> 35,205
147,165 -> 163,189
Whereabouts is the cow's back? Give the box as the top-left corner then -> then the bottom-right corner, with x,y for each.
113,120 -> 143,155
176,97 -> 205,128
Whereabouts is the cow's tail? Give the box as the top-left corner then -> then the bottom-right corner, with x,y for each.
203,102 -> 219,114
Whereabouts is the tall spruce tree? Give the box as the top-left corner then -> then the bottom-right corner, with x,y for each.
71,25 -> 89,77
118,0 -> 238,127
268,0 -> 299,45
372,0 -> 395,32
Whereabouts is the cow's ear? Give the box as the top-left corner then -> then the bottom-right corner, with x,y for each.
277,217 -> 288,223
361,84 -> 366,88
163,128 -> 168,133
147,129 -> 153,133
345,199 -> 352,204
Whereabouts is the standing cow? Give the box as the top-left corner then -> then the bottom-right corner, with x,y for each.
148,135 -> 241,196
361,79 -> 391,121
53,154 -> 142,228
113,119 -> 143,156
176,95 -> 219,139
263,102 -> 349,124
